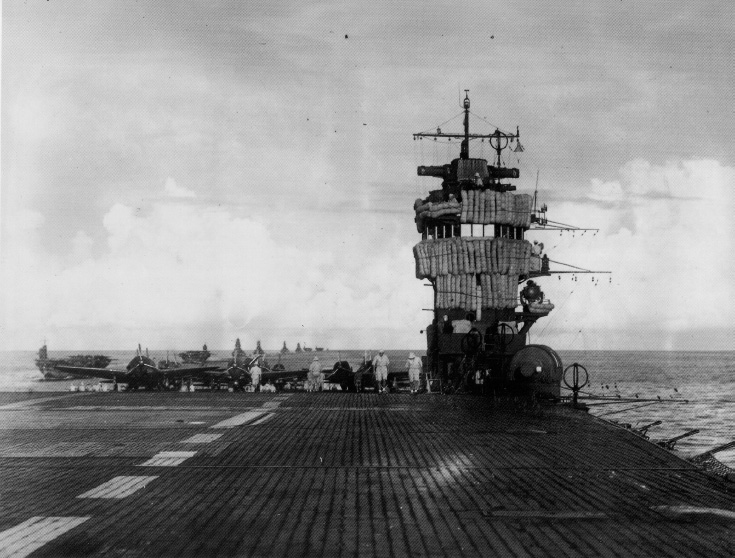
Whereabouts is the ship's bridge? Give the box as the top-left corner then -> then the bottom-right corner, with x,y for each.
414,156 -> 529,243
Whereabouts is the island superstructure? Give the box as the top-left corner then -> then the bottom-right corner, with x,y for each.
414,92 -> 562,396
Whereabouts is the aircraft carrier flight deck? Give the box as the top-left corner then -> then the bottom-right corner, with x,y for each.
0,391 -> 733,557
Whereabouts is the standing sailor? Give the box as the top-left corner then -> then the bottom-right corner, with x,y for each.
308,357 -> 322,392
372,350 -> 390,393
250,358 -> 262,392
406,353 -> 423,394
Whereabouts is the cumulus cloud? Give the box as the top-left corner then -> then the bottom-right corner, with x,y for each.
533,159 -> 734,350
1,194 -> 426,350
71,231 -> 94,261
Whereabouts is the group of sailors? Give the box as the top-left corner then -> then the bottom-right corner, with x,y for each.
253,350 -> 425,394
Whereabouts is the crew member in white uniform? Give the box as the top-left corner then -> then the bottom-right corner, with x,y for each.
308,357 -> 322,392
372,350 -> 390,393
405,353 -> 423,394
249,360 -> 262,392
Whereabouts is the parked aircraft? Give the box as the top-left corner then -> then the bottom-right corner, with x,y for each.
55,345 -> 222,390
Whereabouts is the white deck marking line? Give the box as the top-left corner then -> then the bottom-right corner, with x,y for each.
249,413 -> 275,425
179,433 -> 223,444
210,411 -> 266,429
77,476 -> 158,499
138,451 -> 197,467
0,516 -> 90,558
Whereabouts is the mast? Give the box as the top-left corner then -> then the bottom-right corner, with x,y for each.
461,91 -> 470,160
414,91 -> 520,170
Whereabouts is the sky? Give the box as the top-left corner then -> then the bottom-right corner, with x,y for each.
1,1 -> 733,351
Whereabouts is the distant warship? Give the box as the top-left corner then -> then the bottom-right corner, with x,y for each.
35,344 -> 112,381
178,344 -> 211,364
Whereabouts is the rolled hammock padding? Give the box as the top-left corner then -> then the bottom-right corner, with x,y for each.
480,239 -> 487,273
505,239 -> 512,274
475,190 -> 483,224
508,240 -> 515,275
477,190 -> 483,223
499,238 -> 504,272
466,240 -> 473,274
499,238 -> 506,274
415,238 -> 535,279
478,240 -> 485,273
454,239 -> 461,275
414,244 -> 422,279
493,273 -> 503,308
456,191 -> 533,227
451,239 -> 458,274
421,242 -> 430,278
495,192 -> 503,224
517,195 -> 525,227
416,239 -> 534,310
520,241 -> 529,275
435,272 -> 521,311
469,240 -> 477,273
472,239 -> 479,273
500,272 -> 506,308
486,239 -> 494,274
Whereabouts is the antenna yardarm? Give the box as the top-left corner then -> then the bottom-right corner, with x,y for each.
413,91 -> 520,165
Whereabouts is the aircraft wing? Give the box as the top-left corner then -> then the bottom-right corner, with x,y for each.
200,369 -> 233,378
261,368 -> 309,383
161,366 -> 223,380
54,366 -> 127,381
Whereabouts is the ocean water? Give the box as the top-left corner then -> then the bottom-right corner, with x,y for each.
558,350 -> 734,468
1,349 -> 732,467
